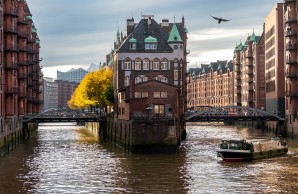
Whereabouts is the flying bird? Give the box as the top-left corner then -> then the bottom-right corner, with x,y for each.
211,16 -> 230,24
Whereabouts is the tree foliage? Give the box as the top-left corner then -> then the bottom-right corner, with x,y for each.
68,67 -> 113,110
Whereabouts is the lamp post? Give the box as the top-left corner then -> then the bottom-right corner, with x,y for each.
146,106 -> 153,122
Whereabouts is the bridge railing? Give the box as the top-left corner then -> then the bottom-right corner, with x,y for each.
186,106 -> 285,121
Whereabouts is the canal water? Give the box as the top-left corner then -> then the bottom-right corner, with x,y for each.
0,123 -> 298,193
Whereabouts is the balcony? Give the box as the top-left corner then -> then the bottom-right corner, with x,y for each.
185,50 -> 190,55
4,24 -> 18,35
285,72 -> 298,79
18,73 -> 28,79
18,92 -> 27,98
4,9 -> 18,17
236,81 -> 242,87
285,17 -> 298,24
234,66 -> 240,72
285,30 -> 297,37
6,87 -> 20,94
4,62 -> 18,69
285,43 -> 297,50
248,85 -> 254,91
246,77 -> 254,83
286,91 -> 298,97
4,44 -> 18,52
284,0 -> 297,4
18,30 -> 28,38
17,18 -> 28,25
245,62 -> 253,66
247,69 -> 254,74
18,45 -> 28,52
19,61 -> 28,66
236,89 -> 241,94
286,58 -> 298,64
234,60 -> 240,65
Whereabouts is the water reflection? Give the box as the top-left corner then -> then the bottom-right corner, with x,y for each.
0,123 -> 297,193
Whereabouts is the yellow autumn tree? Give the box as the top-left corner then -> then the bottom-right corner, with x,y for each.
68,67 -> 113,110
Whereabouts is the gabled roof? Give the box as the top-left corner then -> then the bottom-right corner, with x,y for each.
167,23 -> 183,43
188,60 -> 233,76
117,18 -> 174,52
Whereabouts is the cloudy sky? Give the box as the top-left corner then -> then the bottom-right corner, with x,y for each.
26,0 -> 282,78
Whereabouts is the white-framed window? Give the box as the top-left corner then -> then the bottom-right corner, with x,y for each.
124,59 -> 131,70
161,59 -> 167,70
142,92 -> 148,98
124,76 -> 130,86
153,59 -> 160,70
161,77 -> 168,83
145,44 -> 150,50
135,77 -> 142,84
130,43 -> 136,50
154,92 -> 160,98
161,92 -> 167,98
151,43 -> 157,49
143,58 -> 149,70
135,58 -> 141,70
135,92 -> 142,98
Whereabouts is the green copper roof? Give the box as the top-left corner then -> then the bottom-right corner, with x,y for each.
129,37 -> 137,43
26,16 -> 32,21
167,23 -> 183,43
36,36 -> 40,44
249,32 -> 256,42
237,42 -> 243,51
144,36 -> 157,43
31,24 -> 37,33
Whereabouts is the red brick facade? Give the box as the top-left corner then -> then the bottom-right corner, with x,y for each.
0,0 -> 42,153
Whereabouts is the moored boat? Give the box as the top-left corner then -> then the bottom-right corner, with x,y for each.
216,138 -> 288,162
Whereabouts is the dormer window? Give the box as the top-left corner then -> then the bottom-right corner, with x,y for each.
144,36 -> 157,50
129,37 -> 137,50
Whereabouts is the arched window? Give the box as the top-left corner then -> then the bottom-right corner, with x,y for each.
135,77 -> 142,84
143,58 -> 149,70
135,58 -> 141,70
124,58 -> 131,70
153,58 -> 160,70
161,58 -> 168,70
124,76 -> 130,86
161,76 -> 168,83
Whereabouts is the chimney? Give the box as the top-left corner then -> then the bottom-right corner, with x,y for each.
127,17 -> 134,35
161,19 -> 170,32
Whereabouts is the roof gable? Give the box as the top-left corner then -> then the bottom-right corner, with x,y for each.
167,23 -> 183,43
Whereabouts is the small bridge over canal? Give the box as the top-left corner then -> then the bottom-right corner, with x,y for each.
185,106 -> 285,122
23,109 -> 106,124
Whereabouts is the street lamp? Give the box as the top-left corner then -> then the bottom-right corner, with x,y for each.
146,106 -> 153,122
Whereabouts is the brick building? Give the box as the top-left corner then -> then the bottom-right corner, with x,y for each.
55,80 -> 78,109
233,31 -> 266,109
284,0 -> 298,135
187,60 -> 234,108
264,3 -> 285,116
108,15 -> 188,153
0,0 -> 42,154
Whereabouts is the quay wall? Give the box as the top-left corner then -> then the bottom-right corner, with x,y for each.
103,118 -> 183,153
0,121 -> 38,156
